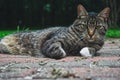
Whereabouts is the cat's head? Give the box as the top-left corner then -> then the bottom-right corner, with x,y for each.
73,4 -> 110,43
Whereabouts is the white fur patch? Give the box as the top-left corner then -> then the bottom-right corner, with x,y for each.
59,47 -> 66,57
80,47 -> 92,57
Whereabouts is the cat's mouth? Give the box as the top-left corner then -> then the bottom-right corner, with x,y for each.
82,38 -> 97,44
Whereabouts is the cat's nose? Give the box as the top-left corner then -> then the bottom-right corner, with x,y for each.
88,30 -> 95,39
89,32 -> 94,37
87,33 -> 95,42
87,26 -> 96,39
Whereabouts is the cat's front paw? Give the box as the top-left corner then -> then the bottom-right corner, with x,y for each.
42,42 -> 66,59
80,47 -> 95,57
45,46 -> 66,59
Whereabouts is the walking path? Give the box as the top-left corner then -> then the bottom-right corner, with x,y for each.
0,38 -> 120,80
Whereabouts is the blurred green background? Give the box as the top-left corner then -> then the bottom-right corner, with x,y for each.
0,0 -> 120,38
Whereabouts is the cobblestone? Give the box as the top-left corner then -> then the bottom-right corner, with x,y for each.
0,38 -> 120,80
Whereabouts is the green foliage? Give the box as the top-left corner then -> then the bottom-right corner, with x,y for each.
17,25 -> 20,32
0,28 -> 120,38
0,26 -> 30,38
106,28 -> 120,38
44,4 -> 51,13
0,31 -> 14,38
17,25 -> 30,32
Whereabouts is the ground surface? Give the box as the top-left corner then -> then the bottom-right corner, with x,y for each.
0,38 -> 120,80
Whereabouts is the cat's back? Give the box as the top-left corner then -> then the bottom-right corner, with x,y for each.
2,27 -> 61,41
0,27 -> 66,55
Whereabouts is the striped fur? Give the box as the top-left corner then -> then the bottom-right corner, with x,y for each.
0,4 -> 110,59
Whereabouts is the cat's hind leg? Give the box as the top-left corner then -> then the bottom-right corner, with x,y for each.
0,35 -> 21,54
42,41 -> 66,59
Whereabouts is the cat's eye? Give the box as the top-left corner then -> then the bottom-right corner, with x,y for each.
75,23 -> 86,27
96,24 -> 104,29
98,26 -> 106,35
80,25 -> 84,29
81,23 -> 87,27
99,26 -> 104,30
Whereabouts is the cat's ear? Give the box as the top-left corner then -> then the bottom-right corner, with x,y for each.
97,7 -> 110,21
77,4 -> 88,18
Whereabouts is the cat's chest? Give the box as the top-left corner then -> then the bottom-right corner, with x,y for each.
63,39 -> 85,52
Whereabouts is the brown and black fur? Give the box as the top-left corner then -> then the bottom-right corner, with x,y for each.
0,4 -> 110,59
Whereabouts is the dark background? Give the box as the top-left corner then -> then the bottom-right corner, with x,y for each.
0,0 -> 119,30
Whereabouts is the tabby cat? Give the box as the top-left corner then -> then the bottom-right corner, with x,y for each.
0,4 -> 110,59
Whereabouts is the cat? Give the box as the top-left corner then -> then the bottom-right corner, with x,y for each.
0,4 -> 110,59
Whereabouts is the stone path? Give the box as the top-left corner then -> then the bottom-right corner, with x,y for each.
0,38 -> 120,80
